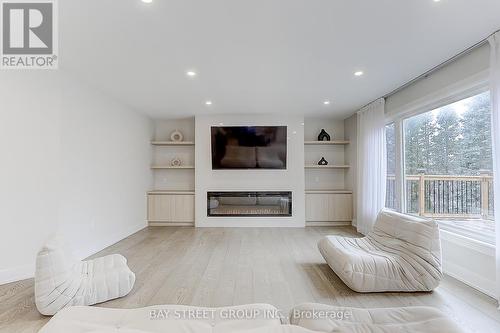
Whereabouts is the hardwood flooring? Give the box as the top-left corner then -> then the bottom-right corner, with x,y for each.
1,226 -> 500,332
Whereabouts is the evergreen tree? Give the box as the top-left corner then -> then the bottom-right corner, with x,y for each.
432,105 -> 462,174
460,92 -> 493,175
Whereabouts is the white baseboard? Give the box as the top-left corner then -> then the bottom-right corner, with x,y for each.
443,261 -> 496,298
0,221 -> 147,286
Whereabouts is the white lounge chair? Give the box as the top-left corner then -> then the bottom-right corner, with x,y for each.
35,237 -> 135,315
290,303 -> 464,333
318,209 -> 443,292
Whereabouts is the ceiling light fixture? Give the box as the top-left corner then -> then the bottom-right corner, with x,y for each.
323,100 -> 331,105
141,0 -> 153,3
354,71 -> 364,76
205,101 -> 213,105
186,71 -> 197,77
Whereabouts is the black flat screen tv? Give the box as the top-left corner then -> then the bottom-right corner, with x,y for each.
211,126 -> 287,169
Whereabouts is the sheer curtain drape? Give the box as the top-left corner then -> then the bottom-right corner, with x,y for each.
488,32 -> 500,307
356,98 -> 387,235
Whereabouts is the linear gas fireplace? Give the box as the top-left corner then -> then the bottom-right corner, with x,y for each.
207,191 -> 292,217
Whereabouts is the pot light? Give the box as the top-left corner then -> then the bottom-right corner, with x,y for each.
323,100 -> 331,105
205,101 -> 213,105
186,71 -> 197,77
141,0 -> 153,3
354,71 -> 364,76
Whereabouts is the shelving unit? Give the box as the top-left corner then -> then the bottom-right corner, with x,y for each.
304,120 -> 353,225
148,119 -> 196,227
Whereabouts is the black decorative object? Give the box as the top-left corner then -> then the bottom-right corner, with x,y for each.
317,129 -> 331,141
318,157 -> 328,166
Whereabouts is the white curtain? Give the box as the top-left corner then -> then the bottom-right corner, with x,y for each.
356,98 -> 387,235
488,32 -> 500,307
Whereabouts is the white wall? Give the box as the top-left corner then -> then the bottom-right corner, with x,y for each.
195,114 -> 305,227
0,71 -> 152,284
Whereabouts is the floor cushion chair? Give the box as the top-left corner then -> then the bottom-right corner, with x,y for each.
35,237 -> 136,316
38,304 -> 287,333
290,303 -> 464,333
318,209 -> 443,292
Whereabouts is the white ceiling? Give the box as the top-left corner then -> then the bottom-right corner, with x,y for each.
60,0 -> 500,119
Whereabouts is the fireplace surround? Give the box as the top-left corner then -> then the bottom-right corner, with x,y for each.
207,191 -> 292,217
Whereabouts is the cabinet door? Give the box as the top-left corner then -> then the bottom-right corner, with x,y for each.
306,193 -> 353,222
328,194 -> 353,221
148,194 -> 194,222
305,194 -> 330,221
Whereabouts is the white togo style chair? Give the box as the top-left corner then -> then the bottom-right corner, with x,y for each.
318,209 -> 443,292
35,236 -> 136,315
290,303 -> 464,333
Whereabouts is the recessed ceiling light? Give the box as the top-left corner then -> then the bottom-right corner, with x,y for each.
141,0 -> 153,3
323,100 -> 331,105
186,71 -> 197,77
205,101 -> 213,105
354,71 -> 364,76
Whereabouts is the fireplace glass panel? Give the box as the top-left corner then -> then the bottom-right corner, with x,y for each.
207,191 -> 292,217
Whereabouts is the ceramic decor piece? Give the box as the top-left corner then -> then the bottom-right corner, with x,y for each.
170,157 -> 182,167
170,129 -> 184,142
318,129 -> 331,141
318,157 -> 328,165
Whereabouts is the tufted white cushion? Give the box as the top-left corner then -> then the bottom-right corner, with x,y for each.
38,304 -> 288,333
35,237 -> 135,316
318,209 -> 443,292
290,303 -> 464,333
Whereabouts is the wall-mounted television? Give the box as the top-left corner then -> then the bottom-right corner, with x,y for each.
211,126 -> 287,169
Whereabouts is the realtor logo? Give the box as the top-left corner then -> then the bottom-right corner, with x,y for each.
1,0 -> 58,69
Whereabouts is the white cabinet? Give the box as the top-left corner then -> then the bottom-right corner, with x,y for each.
148,192 -> 195,226
305,191 -> 353,225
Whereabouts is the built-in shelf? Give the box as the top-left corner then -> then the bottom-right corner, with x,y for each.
151,141 -> 195,146
304,140 -> 349,145
148,190 -> 195,195
305,165 -> 350,169
305,189 -> 353,194
151,165 -> 195,169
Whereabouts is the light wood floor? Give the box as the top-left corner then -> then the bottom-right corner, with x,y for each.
1,226 -> 500,332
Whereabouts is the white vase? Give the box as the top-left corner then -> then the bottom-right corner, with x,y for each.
170,129 -> 184,142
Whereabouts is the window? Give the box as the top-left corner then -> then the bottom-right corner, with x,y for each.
402,91 -> 494,238
385,123 -> 397,210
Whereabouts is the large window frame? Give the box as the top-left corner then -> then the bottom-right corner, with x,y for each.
385,71 -> 493,244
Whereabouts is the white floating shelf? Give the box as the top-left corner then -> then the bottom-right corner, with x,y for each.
151,165 -> 195,169
148,190 -> 195,195
305,189 -> 353,194
151,141 -> 195,146
304,141 -> 350,145
305,165 -> 350,169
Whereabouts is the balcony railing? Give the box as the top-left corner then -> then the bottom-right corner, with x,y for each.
386,173 -> 494,220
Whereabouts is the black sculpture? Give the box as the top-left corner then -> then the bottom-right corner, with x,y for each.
318,157 -> 328,166
318,129 -> 331,141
